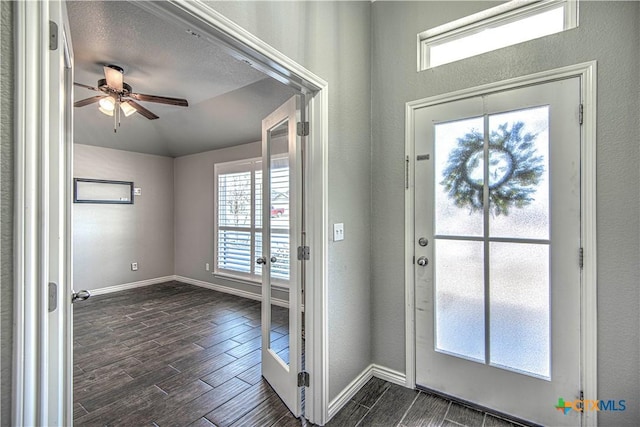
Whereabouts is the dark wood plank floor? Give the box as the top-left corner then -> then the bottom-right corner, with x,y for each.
74,281 -> 528,427
74,281 -> 297,426
327,378 -> 529,427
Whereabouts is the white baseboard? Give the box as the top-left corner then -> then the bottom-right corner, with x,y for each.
175,275 -> 289,308
87,274 -> 289,308
328,364 -> 374,420
372,364 -> 407,387
326,363 -> 408,423
88,275 -> 176,296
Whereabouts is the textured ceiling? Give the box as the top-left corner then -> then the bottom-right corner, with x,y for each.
67,1 -> 297,157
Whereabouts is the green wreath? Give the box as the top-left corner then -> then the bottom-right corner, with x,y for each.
441,121 -> 544,216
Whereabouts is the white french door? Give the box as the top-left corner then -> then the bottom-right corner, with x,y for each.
260,96 -> 303,416
414,78 -> 582,425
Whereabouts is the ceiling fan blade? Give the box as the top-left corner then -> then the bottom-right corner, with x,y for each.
127,100 -> 159,120
129,92 -> 189,107
74,95 -> 106,108
74,82 -> 101,92
103,65 -> 123,91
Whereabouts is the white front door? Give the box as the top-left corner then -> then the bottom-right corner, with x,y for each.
260,96 -> 303,416
414,78 -> 582,425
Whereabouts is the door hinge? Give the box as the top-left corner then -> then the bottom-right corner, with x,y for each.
297,371 -> 310,387
579,104 -> 584,125
297,121 -> 309,136
48,282 -> 58,312
297,246 -> 310,261
49,21 -> 58,51
579,247 -> 584,269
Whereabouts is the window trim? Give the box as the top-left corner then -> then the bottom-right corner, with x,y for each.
417,0 -> 578,71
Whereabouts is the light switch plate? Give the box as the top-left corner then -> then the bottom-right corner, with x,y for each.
133,187 -> 142,196
333,223 -> 344,241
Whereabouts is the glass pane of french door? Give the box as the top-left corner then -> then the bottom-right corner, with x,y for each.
433,106 -> 552,377
267,121 -> 290,366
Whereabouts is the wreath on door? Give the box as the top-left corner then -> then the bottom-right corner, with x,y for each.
440,121 -> 544,216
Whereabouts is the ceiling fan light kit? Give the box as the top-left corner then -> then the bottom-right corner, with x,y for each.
74,64 -> 189,133
98,96 -> 116,111
120,101 -> 137,117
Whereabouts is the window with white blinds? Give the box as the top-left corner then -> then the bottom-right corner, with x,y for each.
214,158 -> 290,284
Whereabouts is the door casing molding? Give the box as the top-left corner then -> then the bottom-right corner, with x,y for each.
404,62 -> 597,427
14,0 -> 329,424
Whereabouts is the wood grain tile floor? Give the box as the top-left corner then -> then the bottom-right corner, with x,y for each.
326,378 -> 531,427
74,281 -> 529,427
73,281 -> 296,426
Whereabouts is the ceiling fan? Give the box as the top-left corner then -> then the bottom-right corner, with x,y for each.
74,65 -> 189,132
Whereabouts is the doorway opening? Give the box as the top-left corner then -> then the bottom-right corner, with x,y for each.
65,0 -> 320,424
12,0 -> 328,425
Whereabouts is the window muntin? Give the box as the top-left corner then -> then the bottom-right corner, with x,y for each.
419,0 -> 578,70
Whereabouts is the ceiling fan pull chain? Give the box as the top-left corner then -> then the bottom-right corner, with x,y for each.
113,101 -> 117,133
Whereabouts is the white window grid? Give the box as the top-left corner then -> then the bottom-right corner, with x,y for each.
214,157 -> 290,286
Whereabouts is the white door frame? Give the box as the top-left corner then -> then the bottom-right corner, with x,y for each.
404,62 -> 598,426
14,0 -> 330,425
14,0 -> 74,425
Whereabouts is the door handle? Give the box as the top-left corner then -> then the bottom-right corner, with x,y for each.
256,257 -> 267,265
72,289 -> 91,303
417,256 -> 429,267
270,256 -> 277,263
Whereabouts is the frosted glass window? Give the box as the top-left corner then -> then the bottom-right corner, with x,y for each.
435,240 -> 485,361
435,117 -> 484,237
419,1 -> 577,70
490,242 -> 550,379
489,107 -> 550,239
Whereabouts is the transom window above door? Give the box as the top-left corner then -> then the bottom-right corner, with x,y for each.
214,158 -> 290,284
418,0 -> 579,70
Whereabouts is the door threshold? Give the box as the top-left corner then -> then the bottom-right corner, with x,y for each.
415,385 -> 541,427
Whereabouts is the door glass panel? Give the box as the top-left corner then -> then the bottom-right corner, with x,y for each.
435,117 -> 485,237
488,107 -> 550,239
435,239 -> 485,361
490,242 -> 550,379
268,121 -> 290,366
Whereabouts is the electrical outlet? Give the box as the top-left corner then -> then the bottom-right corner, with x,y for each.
131,262 -> 138,271
205,263 -> 210,271
333,223 -> 345,241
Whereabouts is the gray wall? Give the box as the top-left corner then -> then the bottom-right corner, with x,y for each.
1,2 -> 13,425
371,1 -> 640,425
173,141 -> 266,295
73,144 -> 175,291
206,1 -> 373,401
